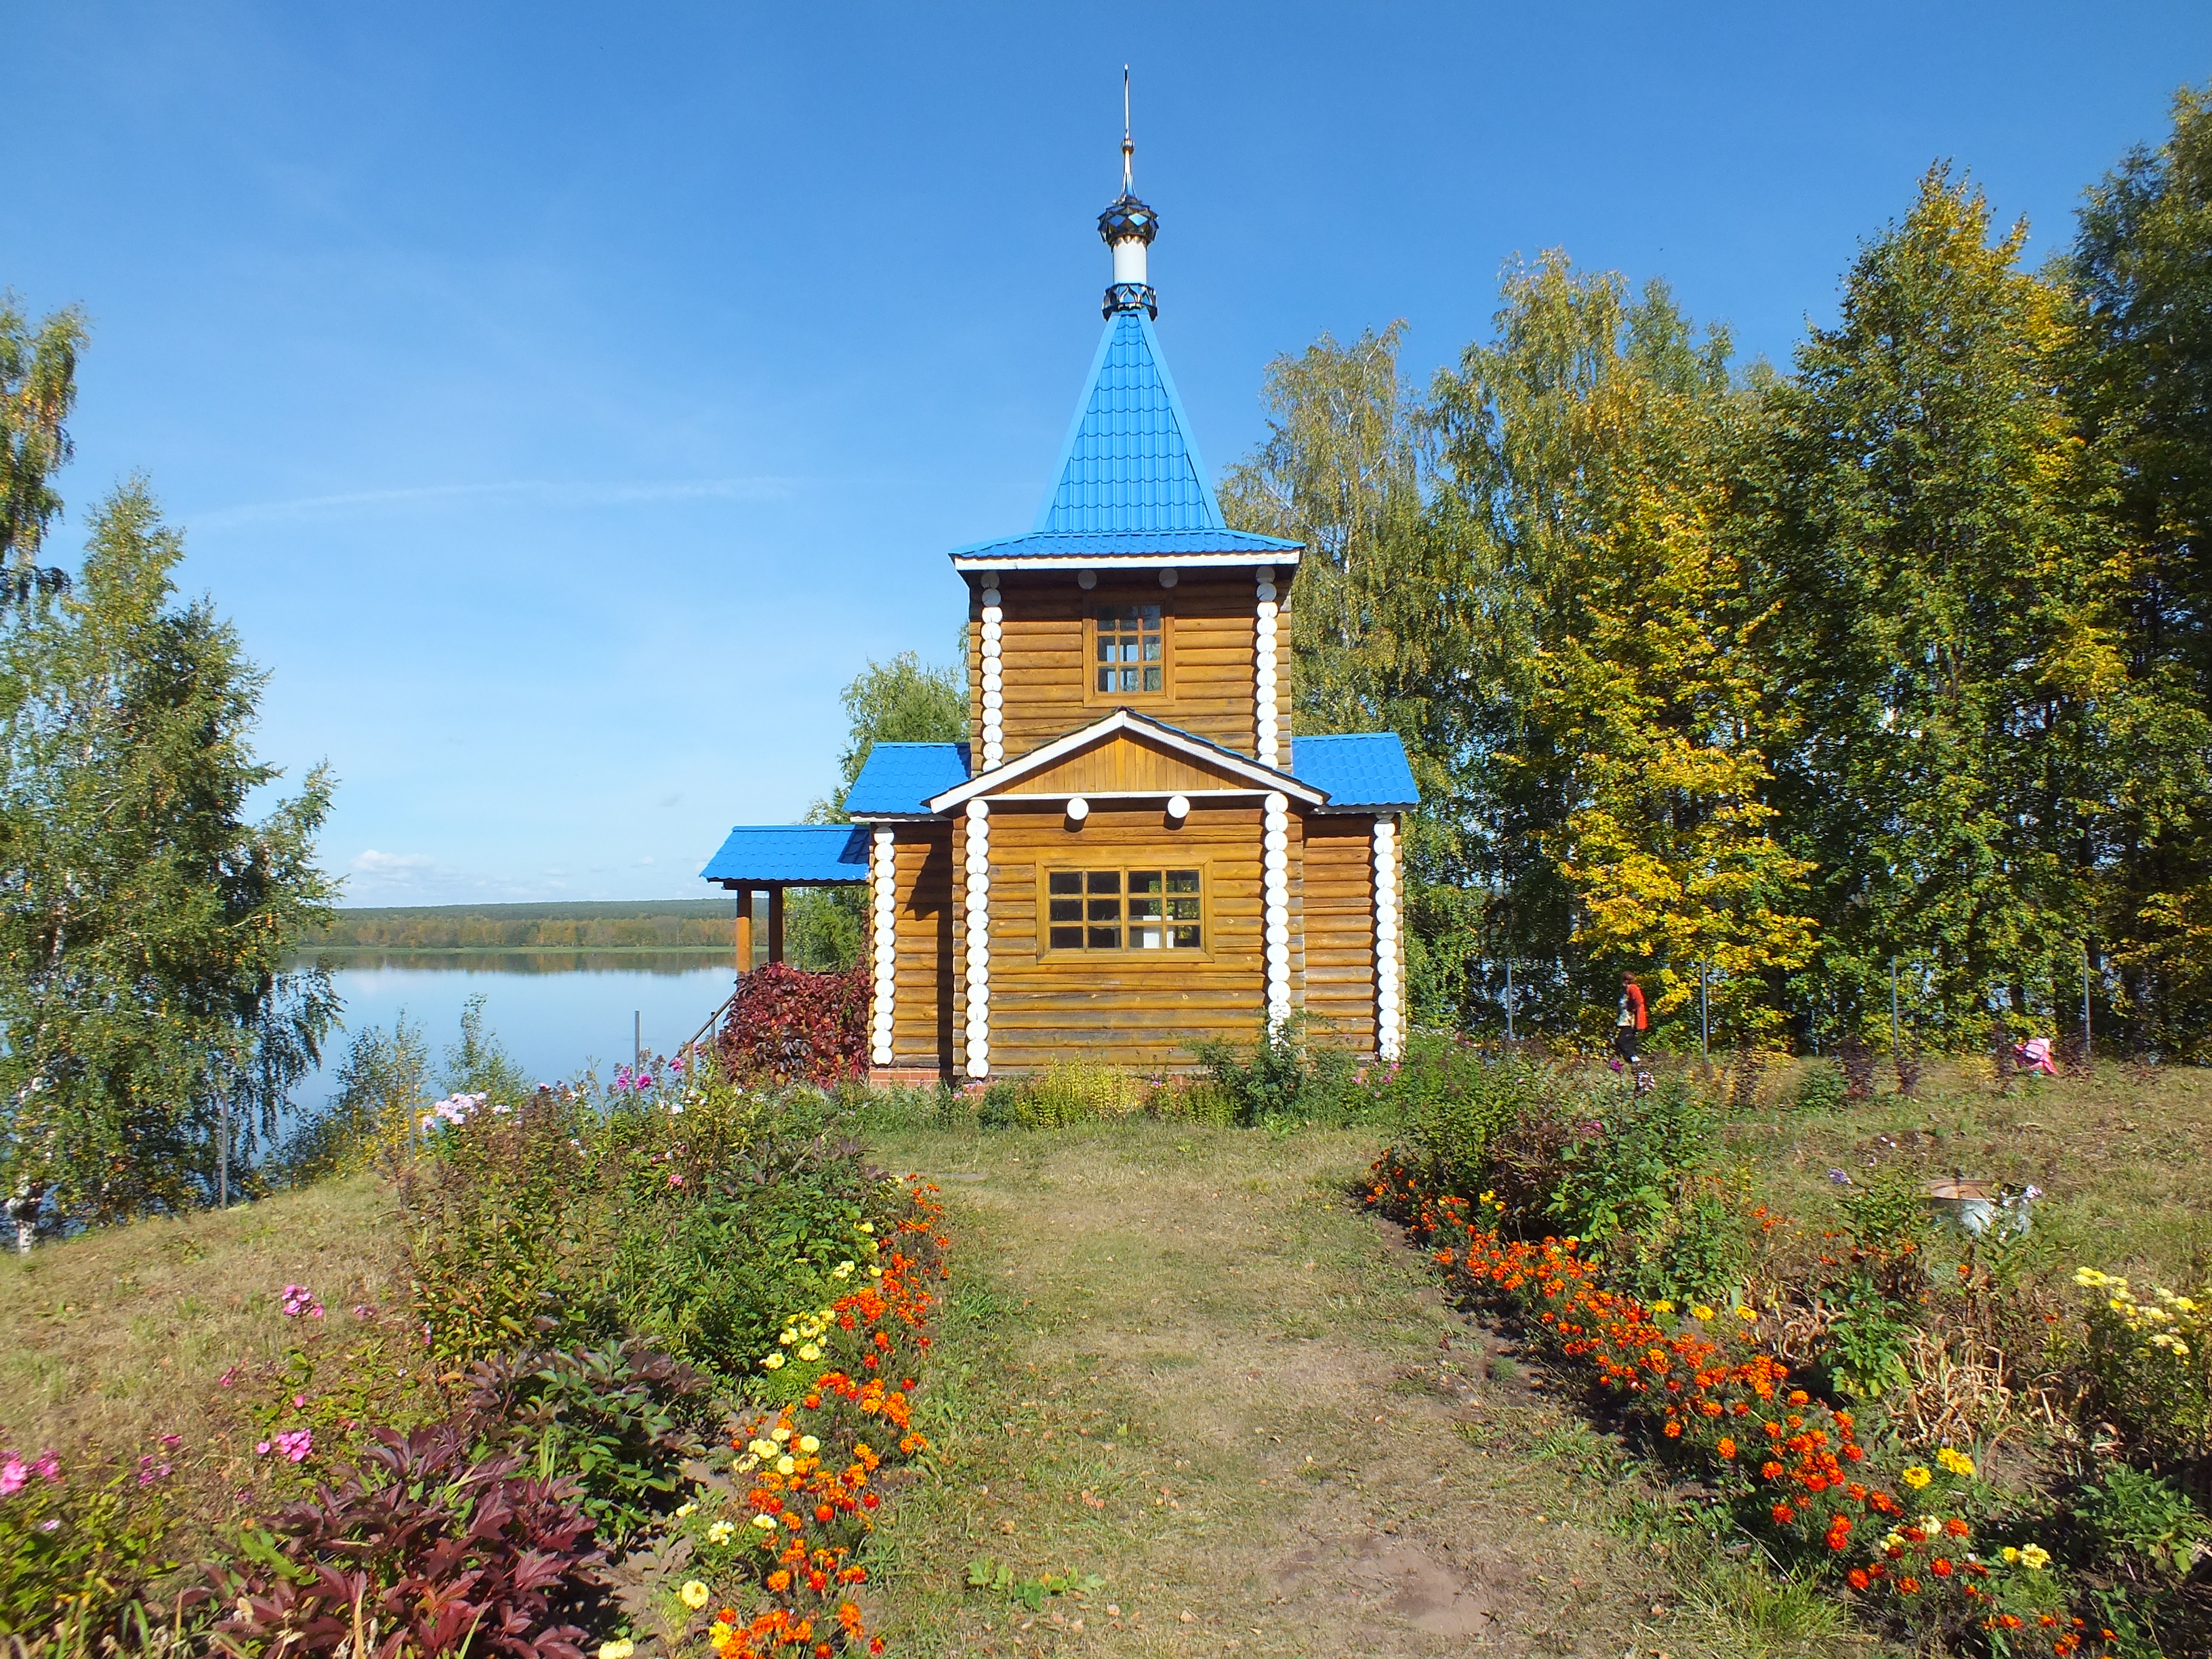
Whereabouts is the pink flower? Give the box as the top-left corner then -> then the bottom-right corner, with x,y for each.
218,1366 -> 241,1388
668,1172 -> 685,1187
0,1456 -> 26,1496
160,1435 -> 182,1450
33,1454 -> 58,1483
291,1394 -> 308,1408
353,1304 -> 375,1321
255,1441 -> 272,1456
274,1429 -> 312,1463
280,1284 -> 317,1318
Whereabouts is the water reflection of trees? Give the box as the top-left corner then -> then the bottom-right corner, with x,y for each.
285,950 -> 733,977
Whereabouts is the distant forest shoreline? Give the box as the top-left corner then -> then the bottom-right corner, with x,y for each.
300,899 -> 739,953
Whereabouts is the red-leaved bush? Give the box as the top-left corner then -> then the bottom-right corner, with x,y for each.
716,962 -> 867,1087
207,1423 -> 606,1659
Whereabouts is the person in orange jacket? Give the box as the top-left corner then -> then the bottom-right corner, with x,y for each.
1614,972 -> 1648,1067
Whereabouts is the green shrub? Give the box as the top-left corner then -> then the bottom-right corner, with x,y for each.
463,1343 -> 714,1547
1187,1017 -> 1366,1126
271,1015 -> 430,1186
0,1446 -> 176,1644
2074,1267 -> 2212,1465
1379,1040 -> 1563,1197
1795,1060 -> 1848,1113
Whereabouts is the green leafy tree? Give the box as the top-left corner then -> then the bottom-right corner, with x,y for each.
1223,327 -> 1500,1022
1431,256 -> 1813,1040
1757,167 -> 2139,1046
0,299 -> 85,596
787,651 -> 966,972
2068,81 -> 2212,1050
0,475 -> 338,1229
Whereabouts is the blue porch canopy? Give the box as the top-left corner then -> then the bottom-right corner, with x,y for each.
699,824 -> 870,887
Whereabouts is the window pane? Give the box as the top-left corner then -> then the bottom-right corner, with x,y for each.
1095,667 -> 1112,691
1170,924 -> 1202,949
1168,897 -> 1200,921
1166,871 -> 1201,893
1049,872 -> 1082,894
1141,636 -> 1162,661
1087,897 -> 1120,922
1132,926 -> 1165,949
1049,898 -> 1082,923
1087,925 -> 1121,949
1130,871 -> 1162,893
1130,897 -> 1162,921
1087,872 -> 1120,894
1139,605 -> 1162,623
1143,665 -> 1162,691
1049,926 -> 1084,949
1097,638 -> 1115,662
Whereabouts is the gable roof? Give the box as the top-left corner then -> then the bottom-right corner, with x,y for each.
844,741 -> 972,818
949,308 -> 1303,568
1290,733 -> 1420,811
926,710 -> 1327,812
700,824 -> 870,886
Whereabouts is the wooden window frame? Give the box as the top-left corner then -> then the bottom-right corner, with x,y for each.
1082,598 -> 1176,708
1034,859 -> 1212,960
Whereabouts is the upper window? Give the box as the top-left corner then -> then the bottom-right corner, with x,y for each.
1093,605 -> 1164,695
1046,867 -> 1203,952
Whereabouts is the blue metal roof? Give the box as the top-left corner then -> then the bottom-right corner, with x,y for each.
700,825 -> 870,885
1290,733 -> 1420,808
950,527 -> 1301,561
1034,308 -> 1225,535
844,741 -> 972,817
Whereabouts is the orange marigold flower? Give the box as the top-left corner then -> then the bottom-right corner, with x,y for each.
1847,1568 -> 1870,1591
1717,1437 -> 1736,1458
1772,1502 -> 1795,1524
1761,1461 -> 1784,1480
1931,1559 -> 1952,1578
1944,1517 -> 1969,1537
1663,1420 -> 1682,1438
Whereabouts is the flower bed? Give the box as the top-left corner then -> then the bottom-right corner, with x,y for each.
676,1181 -> 947,1659
1368,1154 -> 2109,1657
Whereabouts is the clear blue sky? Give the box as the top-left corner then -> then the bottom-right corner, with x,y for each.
9,3 -> 2208,905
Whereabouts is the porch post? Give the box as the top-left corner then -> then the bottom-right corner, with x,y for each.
767,886 -> 787,964
733,886 -> 754,975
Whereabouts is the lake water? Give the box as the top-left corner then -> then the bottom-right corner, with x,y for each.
291,952 -> 737,1109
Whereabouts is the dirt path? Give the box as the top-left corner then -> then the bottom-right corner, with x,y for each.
861,1122 -> 1841,1659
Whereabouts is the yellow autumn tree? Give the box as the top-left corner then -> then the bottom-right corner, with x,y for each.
1435,257 -> 1815,1039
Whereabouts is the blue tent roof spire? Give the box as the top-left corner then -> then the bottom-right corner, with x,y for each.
945,108 -> 1304,567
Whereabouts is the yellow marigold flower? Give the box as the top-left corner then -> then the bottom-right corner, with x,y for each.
777,1456 -> 797,1476
779,1330 -> 796,1345
2073,1267 -> 2110,1288
859,1223 -> 875,1233
674,1501 -> 697,1518
1736,1305 -> 1759,1322
1652,1300 -> 1676,1315
680,1580 -> 710,1610
599,1642 -> 636,1659
1936,1448 -> 1975,1477
749,1438 -> 777,1460
798,1344 -> 823,1363
833,1261 -> 855,1279
760,1353 -> 785,1370
870,1265 -> 884,1278
799,1435 -> 821,1454
1690,1305 -> 1716,1321
771,1425 -> 793,1442
2001,1546 -> 2020,1564
2018,1544 -> 2049,1570
708,1520 -> 735,1545
751,1514 -> 777,1530
1900,1465 -> 1932,1490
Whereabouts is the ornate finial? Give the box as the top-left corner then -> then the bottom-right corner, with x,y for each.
1099,67 -> 1158,319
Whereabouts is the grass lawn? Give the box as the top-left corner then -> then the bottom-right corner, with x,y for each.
861,1118 -> 1876,1659
1727,1057 -> 2212,1286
